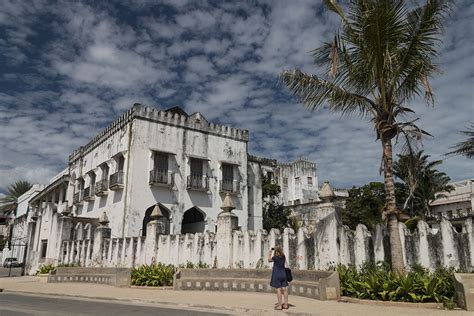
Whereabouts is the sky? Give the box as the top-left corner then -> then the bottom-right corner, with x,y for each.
0,0 -> 472,193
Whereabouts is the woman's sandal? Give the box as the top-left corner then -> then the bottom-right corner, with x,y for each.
274,305 -> 283,310
282,304 -> 289,309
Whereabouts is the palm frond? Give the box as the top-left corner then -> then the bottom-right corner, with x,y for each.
280,69 -> 376,117
394,0 -> 451,104
446,123 -> 474,158
0,180 -> 32,204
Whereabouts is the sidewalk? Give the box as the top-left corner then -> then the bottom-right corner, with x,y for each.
0,276 -> 468,315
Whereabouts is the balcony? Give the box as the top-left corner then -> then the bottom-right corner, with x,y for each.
83,186 -> 95,201
73,191 -> 83,205
109,171 -> 124,190
149,170 -> 174,187
187,175 -> 209,191
219,179 -> 240,194
95,179 -> 109,196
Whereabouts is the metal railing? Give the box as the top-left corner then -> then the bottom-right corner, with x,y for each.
95,179 -> 109,196
187,175 -> 209,191
83,186 -> 95,200
149,170 -> 174,186
73,191 -> 83,204
219,179 -> 239,194
109,171 -> 124,189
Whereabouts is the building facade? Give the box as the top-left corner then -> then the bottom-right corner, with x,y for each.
20,104 -> 328,272
0,184 -> 43,265
429,179 -> 474,231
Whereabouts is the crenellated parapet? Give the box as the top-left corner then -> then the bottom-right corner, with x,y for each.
247,154 -> 278,167
68,104 -> 249,164
132,104 -> 249,142
69,106 -> 135,164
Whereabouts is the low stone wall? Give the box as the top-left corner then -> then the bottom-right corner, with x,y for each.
56,212 -> 474,273
47,267 -> 131,287
454,273 -> 474,311
173,268 -> 340,301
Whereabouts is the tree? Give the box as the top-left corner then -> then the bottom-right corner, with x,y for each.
262,175 -> 291,231
394,151 -> 453,218
342,182 -> 408,231
0,180 -> 32,213
446,123 -> 474,159
280,0 -> 450,272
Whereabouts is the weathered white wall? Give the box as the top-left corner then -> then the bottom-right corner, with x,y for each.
277,159 -> 318,205
66,105 -> 250,239
68,117 -> 131,238
125,108 -> 249,237
56,211 -> 474,274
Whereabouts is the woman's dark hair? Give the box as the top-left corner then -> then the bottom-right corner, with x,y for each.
274,246 -> 285,257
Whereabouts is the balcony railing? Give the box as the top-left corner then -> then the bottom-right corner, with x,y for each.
95,179 -> 109,196
149,170 -> 174,187
219,179 -> 240,194
187,175 -> 209,191
73,191 -> 83,205
109,171 -> 124,190
83,186 -> 95,201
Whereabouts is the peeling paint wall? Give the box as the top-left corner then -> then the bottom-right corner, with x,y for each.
58,209 -> 474,273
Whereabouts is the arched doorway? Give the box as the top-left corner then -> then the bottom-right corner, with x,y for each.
181,206 -> 206,234
142,203 -> 171,236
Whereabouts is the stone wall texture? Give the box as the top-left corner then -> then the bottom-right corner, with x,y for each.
56,212 -> 474,274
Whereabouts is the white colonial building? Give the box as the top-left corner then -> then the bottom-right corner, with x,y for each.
22,104 -> 326,272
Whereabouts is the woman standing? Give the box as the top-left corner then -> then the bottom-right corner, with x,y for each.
268,246 -> 289,310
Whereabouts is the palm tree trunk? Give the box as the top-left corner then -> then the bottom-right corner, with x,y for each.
382,138 -> 405,273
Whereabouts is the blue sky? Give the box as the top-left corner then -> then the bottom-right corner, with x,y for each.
0,0 -> 472,193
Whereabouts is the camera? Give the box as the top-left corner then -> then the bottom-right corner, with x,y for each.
271,247 -> 274,250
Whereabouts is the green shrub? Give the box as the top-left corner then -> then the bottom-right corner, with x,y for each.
36,264 -> 56,275
131,263 -> 176,287
178,261 -> 210,269
337,262 -> 457,308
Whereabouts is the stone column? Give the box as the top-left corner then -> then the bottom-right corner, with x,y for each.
55,215 -> 73,264
92,212 -> 111,267
145,204 -> 166,264
216,194 -> 238,268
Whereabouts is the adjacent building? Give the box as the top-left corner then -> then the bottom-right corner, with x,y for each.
0,184 -> 43,265
429,179 -> 474,231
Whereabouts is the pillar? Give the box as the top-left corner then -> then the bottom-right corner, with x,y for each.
92,212 -> 111,266
216,194 -> 238,268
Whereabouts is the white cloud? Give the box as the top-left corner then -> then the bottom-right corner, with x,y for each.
0,0 -> 472,193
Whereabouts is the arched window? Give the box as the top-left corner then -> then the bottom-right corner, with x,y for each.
142,203 -> 171,236
181,207 -> 205,234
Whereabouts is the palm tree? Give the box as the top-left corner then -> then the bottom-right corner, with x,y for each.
394,150 -> 453,217
446,123 -> 474,159
0,180 -> 33,213
280,0 -> 450,273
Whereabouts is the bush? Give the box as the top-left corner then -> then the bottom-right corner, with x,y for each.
178,261 -> 209,269
131,263 -> 176,287
337,262 -> 457,308
36,264 -> 56,275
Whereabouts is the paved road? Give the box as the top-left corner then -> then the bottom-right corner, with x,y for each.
0,293 -> 232,316
0,267 -> 23,277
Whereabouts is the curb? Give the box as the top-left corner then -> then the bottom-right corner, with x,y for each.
1,289 -> 312,315
340,296 -> 444,309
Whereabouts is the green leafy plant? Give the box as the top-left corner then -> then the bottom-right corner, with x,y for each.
131,263 -> 176,287
178,261 -> 209,269
337,263 -> 457,308
36,264 -> 56,275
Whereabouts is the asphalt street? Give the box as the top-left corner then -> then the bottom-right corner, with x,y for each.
0,292 -> 232,316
